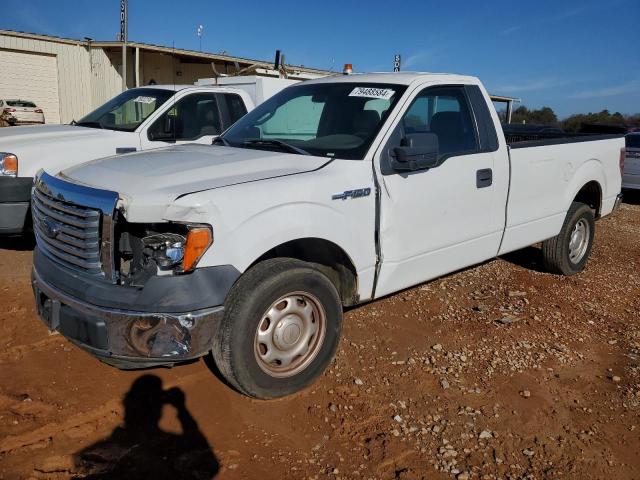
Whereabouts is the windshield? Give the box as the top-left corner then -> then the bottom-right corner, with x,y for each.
221,82 -> 407,159
7,100 -> 36,108
77,88 -> 174,131
627,134 -> 640,149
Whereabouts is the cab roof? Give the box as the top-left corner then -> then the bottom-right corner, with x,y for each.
128,84 -> 242,93
302,71 -> 480,87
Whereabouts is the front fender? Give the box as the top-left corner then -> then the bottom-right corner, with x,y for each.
165,161 -> 378,298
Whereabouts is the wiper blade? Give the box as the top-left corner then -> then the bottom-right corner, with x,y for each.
75,121 -> 104,129
212,136 -> 231,146
244,139 -> 310,156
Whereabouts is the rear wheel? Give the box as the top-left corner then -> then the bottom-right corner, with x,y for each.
211,258 -> 342,399
542,202 -> 595,275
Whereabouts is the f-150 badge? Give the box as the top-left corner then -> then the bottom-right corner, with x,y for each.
332,188 -> 371,200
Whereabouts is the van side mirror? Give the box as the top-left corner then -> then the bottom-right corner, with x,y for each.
148,115 -> 176,142
392,133 -> 439,171
163,114 -> 175,135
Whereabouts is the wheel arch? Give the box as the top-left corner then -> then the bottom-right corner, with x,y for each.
566,160 -> 606,218
248,237 -> 359,307
573,180 -> 603,217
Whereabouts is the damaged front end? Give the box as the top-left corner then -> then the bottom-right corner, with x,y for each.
31,172 -> 236,368
116,220 -> 212,287
32,265 -> 225,369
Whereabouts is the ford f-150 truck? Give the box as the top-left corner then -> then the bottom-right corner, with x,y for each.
0,84 -> 257,235
30,72 -> 624,399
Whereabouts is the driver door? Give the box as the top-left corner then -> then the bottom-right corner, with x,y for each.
373,84 -> 507,297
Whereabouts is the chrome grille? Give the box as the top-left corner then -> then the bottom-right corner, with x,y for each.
32,172 -> 119,282
32,188 -> 102,273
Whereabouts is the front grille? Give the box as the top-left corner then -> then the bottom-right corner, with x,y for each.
32,172 -> 119,282
32,187 -> 102,275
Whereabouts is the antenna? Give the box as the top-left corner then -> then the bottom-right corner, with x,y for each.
172,41 -> 177,143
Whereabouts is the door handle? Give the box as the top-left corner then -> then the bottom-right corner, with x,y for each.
476,168 -> 493,188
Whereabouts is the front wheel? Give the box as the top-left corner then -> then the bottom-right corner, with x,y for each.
542,202 -> 595,275
211,258 -> 343,399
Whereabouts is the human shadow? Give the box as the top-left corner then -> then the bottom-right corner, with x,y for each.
73,375 -> 219,479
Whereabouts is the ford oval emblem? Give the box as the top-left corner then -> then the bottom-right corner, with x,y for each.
41,218 -> 61,239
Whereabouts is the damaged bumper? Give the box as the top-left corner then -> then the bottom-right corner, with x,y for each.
31,266 -> 225,369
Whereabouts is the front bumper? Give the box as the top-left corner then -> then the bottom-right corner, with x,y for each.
32,267 -> 225,369
0,176 -> 33,234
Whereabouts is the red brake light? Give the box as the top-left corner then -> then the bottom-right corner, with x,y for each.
619,147 -> 625,175
6,108 -> 16,112
35,109 -> 43,113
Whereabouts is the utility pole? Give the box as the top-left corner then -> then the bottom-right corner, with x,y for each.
120,0 -> 128,91
197,25 -> 204,52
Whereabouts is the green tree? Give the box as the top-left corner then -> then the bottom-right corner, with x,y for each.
511,106 -> 558,125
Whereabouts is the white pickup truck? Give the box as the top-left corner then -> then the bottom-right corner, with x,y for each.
31,72 -> 624,399
0,84 -> 256,235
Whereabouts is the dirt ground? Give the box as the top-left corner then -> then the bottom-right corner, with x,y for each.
0,195 -> 639,480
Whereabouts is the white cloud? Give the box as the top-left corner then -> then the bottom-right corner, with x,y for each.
570,80 -> 640,99
403,51 -> 435,70
499,25 -> 522,36
495,78 -> 572,93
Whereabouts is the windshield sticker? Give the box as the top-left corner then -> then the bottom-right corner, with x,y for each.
349,87 -> 395,100
133,96 -> 156,104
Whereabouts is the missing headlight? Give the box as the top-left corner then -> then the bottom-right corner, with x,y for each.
116,221 -> 190,286
142,233 -> 186,269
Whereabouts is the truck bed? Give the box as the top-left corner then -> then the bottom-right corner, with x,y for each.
499,132 -> 624,256
503,126 -> 623,148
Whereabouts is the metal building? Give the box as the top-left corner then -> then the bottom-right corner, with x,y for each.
0,29 -> 329,124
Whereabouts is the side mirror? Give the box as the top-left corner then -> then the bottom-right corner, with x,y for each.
163,114 -> 175,135
148,115 -> 176,142
392,133 -> 439,171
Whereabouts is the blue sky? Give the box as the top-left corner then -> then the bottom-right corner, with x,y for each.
1,0 -> 639,117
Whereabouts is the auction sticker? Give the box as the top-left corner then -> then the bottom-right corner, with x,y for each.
349,87 -> 395,100
133,96 -> 156,104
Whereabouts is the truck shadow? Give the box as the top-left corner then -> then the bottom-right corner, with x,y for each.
499,246 -> 547,273
73,374 -> 219,479
622,189 -> 640,205
0,235 -> 35,251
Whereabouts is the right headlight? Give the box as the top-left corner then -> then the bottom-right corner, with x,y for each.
142,224 -> 213,273
0,153 -> 18,177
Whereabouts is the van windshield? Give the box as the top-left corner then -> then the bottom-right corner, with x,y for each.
627,134 -> 640,149
220,82 -> 407,159
77,88 -> 174,131
7,100 -> 36,108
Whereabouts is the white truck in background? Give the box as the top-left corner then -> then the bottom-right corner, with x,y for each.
30,72 -> 624,400
0,77 -> 296,235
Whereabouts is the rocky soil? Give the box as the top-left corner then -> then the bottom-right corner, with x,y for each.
0,196 -> 638,480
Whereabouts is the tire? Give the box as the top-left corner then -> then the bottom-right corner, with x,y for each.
211,258 -> 343,399
542,202 -> 595,275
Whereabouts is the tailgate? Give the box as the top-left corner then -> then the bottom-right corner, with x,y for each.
625,148 -> 640,175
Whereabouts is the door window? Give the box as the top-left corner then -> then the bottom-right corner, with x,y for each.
148,93 -> 222,142
400,87 -> 478,158
222,94 -> 248,125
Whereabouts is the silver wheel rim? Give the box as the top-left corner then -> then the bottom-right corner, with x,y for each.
568,218 -> 590,264
254,291 -> 326,378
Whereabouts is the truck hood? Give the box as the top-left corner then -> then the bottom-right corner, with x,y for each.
61,144 -> 330,221
0,124 -> 135,177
